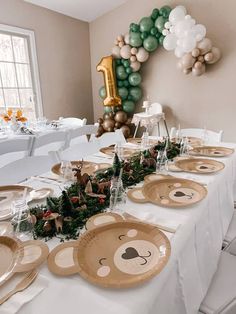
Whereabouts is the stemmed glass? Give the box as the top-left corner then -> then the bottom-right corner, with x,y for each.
60,161 -> 74,189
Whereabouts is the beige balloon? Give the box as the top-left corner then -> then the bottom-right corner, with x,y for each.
118,41 -> 124,48
192,48 -> 200,58
120,45 -> 132,59
197,38 -> 212,54
130,55 -> 137,62
114,39 -> 119,46
181,53 -> 196,69
194,61 -> 203,69
130,61 -> 141,72
131,47 -> 138,55
183,68 -> 191,75
124,33 -> 130,45
192,63 -> 206,76
117,34 -> 124,42
204,52 -> 214,62
112,46 -> 121,59
197,55 -> 204,63
206,47 -> 221,64
136,47 -> 149,63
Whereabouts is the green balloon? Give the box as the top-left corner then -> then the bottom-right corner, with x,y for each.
131,23 -> 140,32
128,72 -> 142,86
118,87 -> 129,100
150,27 -> 158,35
139,17 -> 154,33
129,32 -> 143,48
151,8 -> 159,20
104,106 -> 112,113
129,86 -> 142,102
155,16 -> 166,32
116,59 -> 122,66
123,60 -> 130,68
141,31 -> 149,40
159,35 -> 165,46
123,80 -> 130,87
143,36 -> 158,52
123,100 -> 135,113
116,65 -> 128,80
159,5 -> 171,18
126,67 -> 132,74
155,32 -> 161,39
99,86 -> 106,99
117,80 -> 123,87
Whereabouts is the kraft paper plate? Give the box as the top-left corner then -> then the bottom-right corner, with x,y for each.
51,161 -> 110,176
86,212 -> 124,231
100,147 -> 137,158
47,221 -> 171,288
190,146 -> 234,158
175,158 -> 225,174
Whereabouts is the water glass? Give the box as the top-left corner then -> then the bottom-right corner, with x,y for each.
156,150 -> 168,175
109,177 -> 126,213
11,199 -> 33,240
141,131 -> 149,150
115,142 -> 124,160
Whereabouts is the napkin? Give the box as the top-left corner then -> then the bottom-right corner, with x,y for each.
0,273 -> 49,314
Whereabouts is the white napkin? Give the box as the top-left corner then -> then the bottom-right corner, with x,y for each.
0,273 -> 49,314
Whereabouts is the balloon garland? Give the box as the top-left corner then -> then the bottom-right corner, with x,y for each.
96,5 -> 221,137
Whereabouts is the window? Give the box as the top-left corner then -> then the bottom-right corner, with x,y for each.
0,24 -> 43,120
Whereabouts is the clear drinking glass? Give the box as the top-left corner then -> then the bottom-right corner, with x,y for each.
115,142 -> 124,160
60,161 -> 74,188
141,131 -> 149,150
109,177 -> 126,213
180,137 -> 189,156
11,199 -> 33,240
156,150 -> 168,175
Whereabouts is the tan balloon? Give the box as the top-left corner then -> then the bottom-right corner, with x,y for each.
117,34 -> 124,42
136,47 -> 149,63
206,47 -> 221,64
197,55 -> 204,63
194,61 -> 203,69
130,55 -> 137,62
131,47 -> 138,55
181,53 -> 196,69
114,39 -> 119,46
112,46 -> 121,59
183,68 -> 191,75
192,48 -> 200,58
130,61 -> 141,72
204,52 -> 214,62
197,38 -> 212,54
124,33 -> 130,45
192,63 -> 206,76
120,45 -> 132,59
118,41 -> 124,48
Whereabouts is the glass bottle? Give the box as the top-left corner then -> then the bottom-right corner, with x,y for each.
109,177 -> 126,213
11,199 -> 33,240
141,131 -> 149,150
156,150 -> 168,175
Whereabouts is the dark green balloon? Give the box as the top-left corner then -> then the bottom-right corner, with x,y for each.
131,23 -> 140,32
104,106 -> 112,113
117,80 -> 123,87
129,86 -> 142,101
150,27 -> 158,35
116,59 -> 122,66
143,36 -> 158,52
129,32 -> 143,47
159,5 -> 172,18
141,31 -> 149,40
139,17 -> 154,33
155,32 -> 162,39
151,8 -> 159,20
118,87 -> 129,100
159,35 -> 165,45
128,72 -> 142,86
155,16 -> 166,32
126,67 -> 132,74
99,86 -> 106,99
116,65 -> 128,80
127,95 -> 133,101
123,60 -> 130,68
123,80 -> 130,87
123,100 -> 135,113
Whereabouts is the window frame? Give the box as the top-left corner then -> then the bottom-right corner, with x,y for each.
0,23 -> 43,118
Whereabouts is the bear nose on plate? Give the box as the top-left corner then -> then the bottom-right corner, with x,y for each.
121,247 -> 139,260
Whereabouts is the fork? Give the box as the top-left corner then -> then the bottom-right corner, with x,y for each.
0,270 -> 38,305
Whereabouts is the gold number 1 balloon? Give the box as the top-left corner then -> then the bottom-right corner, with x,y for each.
97,55 -> 121,107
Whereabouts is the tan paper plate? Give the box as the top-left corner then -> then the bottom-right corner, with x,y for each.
100,147 -> 137,158
172,137 -> 202,147
0,236 -> 49,286
47,221 -> 171,288
190,146 -> 234,157
144,174 -> 173,183
86,212 -> 124,231
0,222 -> 13,236
0,186 -> 32,221
127,187 -> 147,203
175,158 -> 225,174
127,138 -> 158,146
142,177 -> 207,208
51,161 -> 109,176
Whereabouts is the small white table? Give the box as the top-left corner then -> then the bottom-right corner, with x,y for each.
132,112 -> 169,138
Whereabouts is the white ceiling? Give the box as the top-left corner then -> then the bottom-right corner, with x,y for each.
24,0 -> 128,22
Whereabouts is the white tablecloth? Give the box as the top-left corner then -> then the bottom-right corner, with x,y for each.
17,143 -> 236,314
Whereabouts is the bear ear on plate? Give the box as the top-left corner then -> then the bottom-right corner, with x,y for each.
14,240 -> 49,272
47,241 -> 79,276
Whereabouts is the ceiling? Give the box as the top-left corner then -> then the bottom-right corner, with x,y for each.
24,0 -> 128,22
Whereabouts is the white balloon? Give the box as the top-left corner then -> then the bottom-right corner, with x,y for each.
185,15 -> 191,20
169,7 -> 186,25
175,19 -> 196,38
182,36 -> 197,53
165,22 -> 171,29
175,5 -> 187,15
111,46 -> 121,59
189,24 -> 206,42
163,33 -> 177,51
175,46 -> 185,58
170,26 -> 175,33
162,29 -> 169,36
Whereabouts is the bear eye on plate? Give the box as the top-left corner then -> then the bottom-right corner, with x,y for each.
99,257 -> 107,265
118,234 -> 126,240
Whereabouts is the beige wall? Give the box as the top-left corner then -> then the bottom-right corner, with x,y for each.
90,0 -> 236,141
0,0 -> 93,122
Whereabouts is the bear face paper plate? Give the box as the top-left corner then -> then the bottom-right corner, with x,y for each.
47,221 -> 171,288
141,178 -> 207,208
190,146 -> 234,158
175,158 -> 225,174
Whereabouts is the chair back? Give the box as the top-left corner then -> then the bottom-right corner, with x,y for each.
170,127 -> 223,142
98,129 -> 126,148
68,124 -> 98,147
30,131 -> 68,156
149,103 -> 163,115
0,155 -> 55,185
60,117 -> 87,127
0,137 -> 33,167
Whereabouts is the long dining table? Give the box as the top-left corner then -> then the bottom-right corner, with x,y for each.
7,141 -> 236,314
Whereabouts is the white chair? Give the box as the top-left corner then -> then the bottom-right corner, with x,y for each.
199,251 -> 236,314
223,211 -> 236,248
56,139 -> 100,162
147,103 -> 169,137
98,129 -> 126,147
30,130 -> 69,156
170,127 -> 223,142
67,124 -> 98,147
0,137 -> 33,168
59,117 -> 87,127
0,155 -> 56,185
